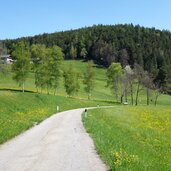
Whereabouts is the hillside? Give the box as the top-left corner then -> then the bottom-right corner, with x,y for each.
0,60 -> 114,101
3,24 -> 171,93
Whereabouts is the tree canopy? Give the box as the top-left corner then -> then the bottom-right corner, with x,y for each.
12,41 -> 30,92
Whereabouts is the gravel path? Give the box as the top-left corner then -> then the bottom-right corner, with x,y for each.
0,108 -> 107,171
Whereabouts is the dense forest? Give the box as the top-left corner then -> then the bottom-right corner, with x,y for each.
2,24 -> 171,93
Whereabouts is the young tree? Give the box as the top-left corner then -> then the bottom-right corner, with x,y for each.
153,82 -> 163,106
0,42 -> 7,74
106,62 -> 123,102
134,63 -> 145,105
44,48 -> 53,95
12,41 -> 30,92
124,65 -> 135,105
118,49 -> 129,67
63,65 -> 80,97
70,45 -> 77,60
0,59 -> 5,75
50,45 -> 64,96
31,44 -> 47,93
31,45 -> 63,95
142,72 -> 153,105
0,41 -> 7,55
83,60 -> 95,99
80,47 -> 87,59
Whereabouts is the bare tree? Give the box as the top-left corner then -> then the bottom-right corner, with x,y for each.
142,72 -> 153,105
124,65 -> 135,105
118,49 -> 129,67
153,82 -> 163,106
134,63 -> 145,106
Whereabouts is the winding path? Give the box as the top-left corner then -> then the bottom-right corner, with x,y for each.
0,108 -> 108,171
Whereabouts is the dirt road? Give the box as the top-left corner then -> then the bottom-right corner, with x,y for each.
0,108 -> 107,171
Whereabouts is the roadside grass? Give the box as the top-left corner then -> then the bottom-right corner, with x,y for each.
83,98 -> 171,171
0,91 -> 113,144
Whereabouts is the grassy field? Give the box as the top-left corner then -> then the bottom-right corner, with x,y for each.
83,97 -> 171,171
0,60 -> 114,101
0,90 -> 114,144
1,60 -> 167,105
1,59 -> 171,171
0,60 -> 115,144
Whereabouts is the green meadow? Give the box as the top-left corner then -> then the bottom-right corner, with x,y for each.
0,60 -> 114,144
0,60 -> 171,171
83,97 -> 171,171
0,60 -> 113,100
0,91 -> 113,144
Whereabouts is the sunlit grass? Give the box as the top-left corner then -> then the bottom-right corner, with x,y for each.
0,91 -> 113,144
0,60 -> 114,101
83,103 -> 171,171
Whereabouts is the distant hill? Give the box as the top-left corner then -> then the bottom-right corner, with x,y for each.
3,24 -> 171,92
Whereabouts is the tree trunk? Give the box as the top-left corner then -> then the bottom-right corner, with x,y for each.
47,85 -> 49,95
154,94 -> 159,106
135,82 -> 140,106
88,93 -> 91,100
22,82 -> 24,93
146,88 -> 149,105
120,94 -> 124,103
130,84 -> 134,105
124,88 -> 128,102
54,87 -> 57,96
36,87 -> 39,93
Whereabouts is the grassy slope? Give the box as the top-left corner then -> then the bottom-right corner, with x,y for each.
0,60 -> 163,104
0,60 -> 115,144
1,59 -> 171,171
0,91 -> 113,144
83,96 -> 171,171
0,60 -> 114,101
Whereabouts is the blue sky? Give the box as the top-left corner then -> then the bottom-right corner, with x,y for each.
0,0 -> 171,39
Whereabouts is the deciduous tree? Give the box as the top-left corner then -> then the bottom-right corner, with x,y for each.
70,45 -> 77,60
134,63 -> 145,105
83,60 -> 95,99
124,65 -> 135,105
106,63 -> 123,102
142,72 -> 153,105
50,45 -> 64,96
63,65 -> 80,96
12,41 -> 30,92
31,44 -> 47,93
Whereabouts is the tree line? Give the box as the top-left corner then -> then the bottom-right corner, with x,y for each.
3,24 -> 171,94
11,41 -> 95,99
106,62 -> 162,106
10,41 -> 162,106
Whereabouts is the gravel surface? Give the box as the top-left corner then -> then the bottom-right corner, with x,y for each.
0,108 -> 107,171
